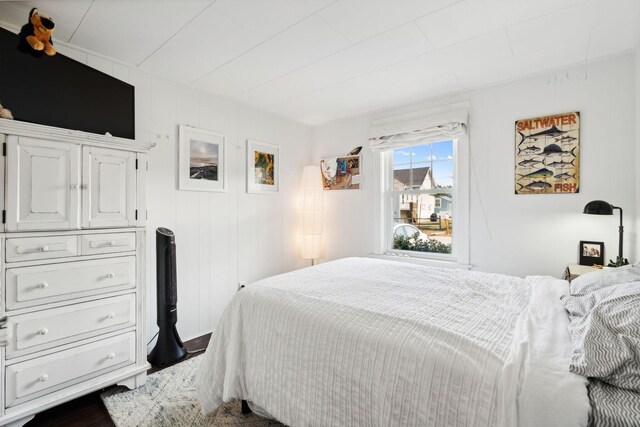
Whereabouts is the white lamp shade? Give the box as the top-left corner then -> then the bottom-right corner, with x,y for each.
301,165 -> 323,259
301,235 -> 322,259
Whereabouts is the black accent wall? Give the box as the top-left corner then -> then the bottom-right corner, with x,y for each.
0,27 -> 135,139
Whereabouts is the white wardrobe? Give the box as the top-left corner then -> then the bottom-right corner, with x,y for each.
0,120 -> 154,426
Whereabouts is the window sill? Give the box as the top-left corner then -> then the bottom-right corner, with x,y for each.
369,253 -> 471,270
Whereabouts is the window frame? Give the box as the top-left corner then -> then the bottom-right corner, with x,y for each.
376,136 -> 469,266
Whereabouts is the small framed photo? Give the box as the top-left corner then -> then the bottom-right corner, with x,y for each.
178,125 -> 225,192
579,241 -> 604,266
247,139 -> 279,194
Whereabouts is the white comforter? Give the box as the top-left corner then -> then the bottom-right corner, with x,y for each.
196,257 -> 589,426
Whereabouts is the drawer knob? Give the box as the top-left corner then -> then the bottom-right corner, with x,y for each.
37,282 -> 49,289
106,273 -> 115,279
38,374 -> 49,382
106,312 -> 116,319
38,328 -> 48,335
39,245 -> 49,252
107,352 -> 116,360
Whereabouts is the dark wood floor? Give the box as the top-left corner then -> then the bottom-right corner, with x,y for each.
25,333 -> 212,427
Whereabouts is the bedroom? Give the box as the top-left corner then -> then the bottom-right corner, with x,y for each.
0,0 -> 638,426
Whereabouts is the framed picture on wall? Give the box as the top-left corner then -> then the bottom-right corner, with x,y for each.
247,139 -> 279,194
178,125 -> 226,192
320,155 -> 361,190
514,111 -> 580,195
579,240 -> 604,266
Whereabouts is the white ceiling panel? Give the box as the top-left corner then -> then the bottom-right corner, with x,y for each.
139,9 -> 262,84
507,5 -> 592,55
431,30 -> 513,71
416,0 -> 587,49
316,0 -> 459,44
588,21 -> 640,60
456,37 -> 589,88
416,0 -> 510,49
69,0 -> 212,64
506,0 -> 589,21
385,52 -> 454,87
0,1 -> 93,44
141,0 -> 334,83
268,69 -> 400,119
207,0 -> 334,39
232,23 -> 434,109
193,15 -> 350,97
507,0 -> 640,56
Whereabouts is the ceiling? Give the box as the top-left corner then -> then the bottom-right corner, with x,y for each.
1,0 -> 639,126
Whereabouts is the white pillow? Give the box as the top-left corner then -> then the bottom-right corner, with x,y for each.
569,263 -> 640,296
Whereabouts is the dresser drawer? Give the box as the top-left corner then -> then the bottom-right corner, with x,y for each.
80,232 -> 136,256
6,294 -> 136,359
6,257 -> 136,310
6,332 -> 135,407
6,235 -> 78,262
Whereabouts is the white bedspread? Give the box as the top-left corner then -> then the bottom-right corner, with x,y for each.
497,276 -> 590,427
196,257 -> 589,426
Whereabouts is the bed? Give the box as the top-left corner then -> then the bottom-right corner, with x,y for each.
196,257 -> 640,426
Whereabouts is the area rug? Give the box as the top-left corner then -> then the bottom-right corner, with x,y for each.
101,355 -> 282,426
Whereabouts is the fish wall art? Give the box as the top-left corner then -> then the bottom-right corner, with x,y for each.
514,111 -> 580,194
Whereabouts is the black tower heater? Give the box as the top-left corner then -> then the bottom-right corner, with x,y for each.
148,227 -> 186,366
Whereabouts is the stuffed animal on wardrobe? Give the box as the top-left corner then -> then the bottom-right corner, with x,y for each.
0,103 -> 13,120
18,8 -> 56,57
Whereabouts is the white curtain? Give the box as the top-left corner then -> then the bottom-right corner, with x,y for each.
369,102 -> 469,151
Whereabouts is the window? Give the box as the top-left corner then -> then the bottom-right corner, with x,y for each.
380,137 -> 468,264
389,140 -> 454,256
370,102 -> 469,265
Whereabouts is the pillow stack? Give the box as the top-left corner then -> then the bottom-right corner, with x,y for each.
561,265 -> 640,426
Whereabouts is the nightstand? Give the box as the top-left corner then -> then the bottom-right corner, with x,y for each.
563,264 -> 601,282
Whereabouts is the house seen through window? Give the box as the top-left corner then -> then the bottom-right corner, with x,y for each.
391,140 -> 454,255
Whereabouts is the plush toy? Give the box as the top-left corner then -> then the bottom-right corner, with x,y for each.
348,146 -> 362,156
19,8 -> 56,56
0,103 -> 13,120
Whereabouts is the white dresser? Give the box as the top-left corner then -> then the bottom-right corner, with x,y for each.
0,120 -> 154,427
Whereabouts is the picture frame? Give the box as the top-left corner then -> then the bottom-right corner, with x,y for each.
247,139 -> 279,194
320,154 -> 361,190
514,111 -> 580,195
178,125 -> 226,192
579,240 -> 604,266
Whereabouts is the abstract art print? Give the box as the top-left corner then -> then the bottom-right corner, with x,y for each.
514,111 -> 580,194
320,155 -> 361,190
247,139 -> 279,193
178,125 -> 225,192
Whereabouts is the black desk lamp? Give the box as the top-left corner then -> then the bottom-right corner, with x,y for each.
583,200 -> 628,266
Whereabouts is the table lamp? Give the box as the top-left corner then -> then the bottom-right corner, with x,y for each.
583,200 -> 628,266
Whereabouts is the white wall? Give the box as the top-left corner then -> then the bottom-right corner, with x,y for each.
636,49 -> 640,258
55,45 -> 312,344
312,54 -> 637,277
